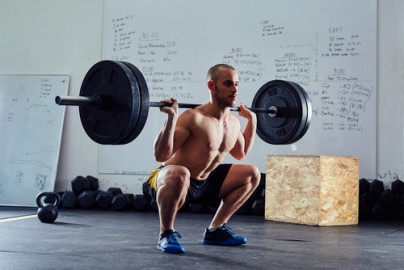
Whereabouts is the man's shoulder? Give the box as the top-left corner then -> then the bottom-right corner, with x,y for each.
181,105 -> 208,118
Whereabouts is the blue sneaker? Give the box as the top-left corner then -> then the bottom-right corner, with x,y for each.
157,231 -> 185,254
203,224 -> 247,246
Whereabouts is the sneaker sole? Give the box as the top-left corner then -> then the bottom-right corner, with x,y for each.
157,245 -> 186,254
203,239 -> 247,246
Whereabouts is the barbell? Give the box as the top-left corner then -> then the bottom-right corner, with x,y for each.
55,60 -> 312,145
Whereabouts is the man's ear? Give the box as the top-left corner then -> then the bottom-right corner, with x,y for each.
207,80 -> 215,91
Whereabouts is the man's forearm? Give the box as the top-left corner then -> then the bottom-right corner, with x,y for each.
154,114 -> 177,162
242,116 -> 257,155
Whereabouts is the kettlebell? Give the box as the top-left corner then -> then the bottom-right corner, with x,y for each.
36,192 -> 60,223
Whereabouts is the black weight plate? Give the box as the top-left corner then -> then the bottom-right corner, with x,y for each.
119,61 -> 150,144
251,80 -> 309,145
286,82 -> 312,143
79,60 -> 140,145
113,62 -> 143,145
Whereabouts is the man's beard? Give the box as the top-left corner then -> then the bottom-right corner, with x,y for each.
214,86 -> 235,108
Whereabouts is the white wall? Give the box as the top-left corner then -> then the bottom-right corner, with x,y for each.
0,0 -> 104,191
0,0 -> 403,194
377,0 -> 404,184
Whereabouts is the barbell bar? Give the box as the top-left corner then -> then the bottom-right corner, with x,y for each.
55,60 -> 312,145
55,96 -> 278,115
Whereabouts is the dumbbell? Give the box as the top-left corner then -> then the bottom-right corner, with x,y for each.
71,175 -> 99,195
78,191 -> 98,209
95,187 -> 123,209
95,191 -> 114,209
251,199 -> 265,216
369,179 -> 384,195
359,178 -> 370,195
61,191 -> 79,209
111,193 -> 133,211
133,194 -> 151,212
391,179 -> 404,195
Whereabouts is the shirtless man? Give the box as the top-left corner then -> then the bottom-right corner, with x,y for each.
147,64 -> 261,254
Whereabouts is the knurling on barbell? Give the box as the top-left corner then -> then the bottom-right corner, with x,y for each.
55,60 -> 312,145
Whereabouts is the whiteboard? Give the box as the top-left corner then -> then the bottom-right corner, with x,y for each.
99,0 -> 377,178
0,75 -> 69,206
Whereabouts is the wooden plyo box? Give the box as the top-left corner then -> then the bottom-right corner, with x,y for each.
265,155 -> 359,226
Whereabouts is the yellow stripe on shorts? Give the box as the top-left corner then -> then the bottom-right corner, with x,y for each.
148,167 -> 162,190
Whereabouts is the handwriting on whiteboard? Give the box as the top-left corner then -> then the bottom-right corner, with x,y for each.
108,15 -> 374,133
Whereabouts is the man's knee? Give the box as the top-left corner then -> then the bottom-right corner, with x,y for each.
224,164 -> 260,191
249,165 -> 261,189
158,165 -> 191,190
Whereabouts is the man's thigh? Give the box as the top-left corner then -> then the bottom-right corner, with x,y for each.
219,164 -> 258,198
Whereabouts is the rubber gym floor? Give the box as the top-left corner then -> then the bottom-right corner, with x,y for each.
0,207 -> 403,270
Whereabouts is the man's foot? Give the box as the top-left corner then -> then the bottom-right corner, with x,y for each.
157,231 -> 185,254
202,224 -> 247,246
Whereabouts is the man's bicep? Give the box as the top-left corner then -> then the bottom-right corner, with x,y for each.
230,132 -> 246,160
172,113 -> 193,150
173,126 -> 191,147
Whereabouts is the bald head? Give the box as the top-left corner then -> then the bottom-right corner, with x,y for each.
206,64 -> 236,84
